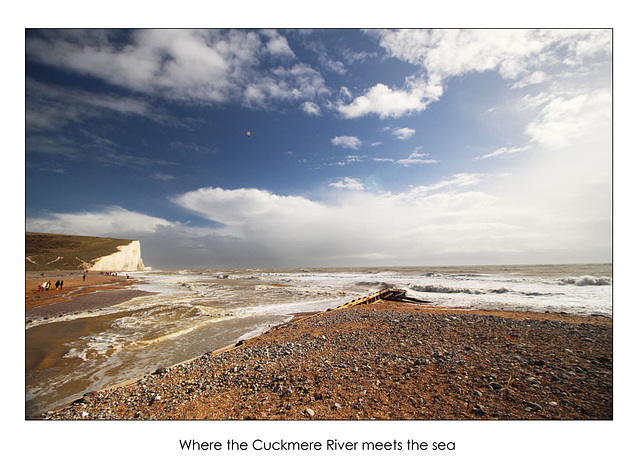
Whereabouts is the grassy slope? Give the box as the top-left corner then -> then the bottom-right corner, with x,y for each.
26,232 -> 134,271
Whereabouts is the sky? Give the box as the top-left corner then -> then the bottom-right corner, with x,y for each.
25,28 -> 612,269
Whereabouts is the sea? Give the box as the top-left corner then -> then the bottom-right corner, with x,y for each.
25,263 -> 612,417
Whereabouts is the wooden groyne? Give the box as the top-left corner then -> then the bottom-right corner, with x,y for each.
329,288 -> 407,311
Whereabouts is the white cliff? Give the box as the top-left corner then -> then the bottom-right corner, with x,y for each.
88,240 -> 147,272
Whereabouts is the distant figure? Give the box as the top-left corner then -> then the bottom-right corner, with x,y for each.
55,280 -> 60,290
83,273 -> 86,281
60,280 -> 64,290
246,131 -> 251,137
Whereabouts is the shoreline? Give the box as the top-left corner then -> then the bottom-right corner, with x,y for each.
25,271 -> 152,324
33,297 -> 612,420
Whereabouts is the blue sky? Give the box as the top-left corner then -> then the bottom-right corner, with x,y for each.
25,29 -> 612,269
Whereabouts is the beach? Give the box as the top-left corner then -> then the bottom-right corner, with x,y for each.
33,290 -> 612,420
26,271 -> 152,321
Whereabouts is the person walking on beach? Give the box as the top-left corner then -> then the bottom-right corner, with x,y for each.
83,273 -> 86,281
55,280 -> 60,290
60,280 -> 64,290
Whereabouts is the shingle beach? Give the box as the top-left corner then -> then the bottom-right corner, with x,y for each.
33,294 -> 612,420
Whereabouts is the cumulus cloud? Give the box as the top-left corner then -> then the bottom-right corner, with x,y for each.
375,29 -> 611,91
392,127 -> 416,140
26,206 -> 174,237
329,177 -> 365,190
337,83 -> 430,119
331,135 -> 363,149
262,29 -> 296,57
302,101 -> 321,116
339,29 -> 611,120
26,29 -> 328,108
168,185 -> 515,263
163,175 -> 608,267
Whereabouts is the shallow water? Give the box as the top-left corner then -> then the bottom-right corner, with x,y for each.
25,263 -> 612,417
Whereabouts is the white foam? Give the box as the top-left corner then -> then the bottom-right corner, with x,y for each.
559,275 -> 612,286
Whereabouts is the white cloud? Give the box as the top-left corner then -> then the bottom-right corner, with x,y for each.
524,89 -> 612,149
474,145 -> 532,161
164,170 -> 609,266
372,157 -> 394,162
337,83 -> 429,119
397,147 -> 438,166
262,29 -> 296,57
330,156 -> 364,166
339,86 -> 352,100
331,135 -> 362,149
512,71 -> 550,89
152,173 -> 177,181
169,185 -> 515,263
375,29 -> 611,92
397,158 -> 438,166
25,206 -> 174,237
419,173 -> 485,192
26,29 -> 327,108
172,187 -> 327,238
392,127 -> 416,140
341,29 -> 611,122
329,177 -> 365,190
243,63 -> 329,106
302,101 -> 321,116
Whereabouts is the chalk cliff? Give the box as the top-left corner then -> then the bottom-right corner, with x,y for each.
88,240 -> 147,272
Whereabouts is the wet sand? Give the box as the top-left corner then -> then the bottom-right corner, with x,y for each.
25,271 -> 152,323
34,298 -> 612,420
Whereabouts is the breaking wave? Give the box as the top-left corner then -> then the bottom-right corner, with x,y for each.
411,284 -> 511,295
410,284 -> 554,297
558,275 -> 612,286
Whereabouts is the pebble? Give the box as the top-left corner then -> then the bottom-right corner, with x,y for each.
525,401 -> 543,411
33,302 -> 612,421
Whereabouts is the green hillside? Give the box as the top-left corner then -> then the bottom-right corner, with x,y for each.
26,232 -> 134,271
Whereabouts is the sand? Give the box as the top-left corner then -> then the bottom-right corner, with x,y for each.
25,271 -> 152,323
31,288 -> 613,420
